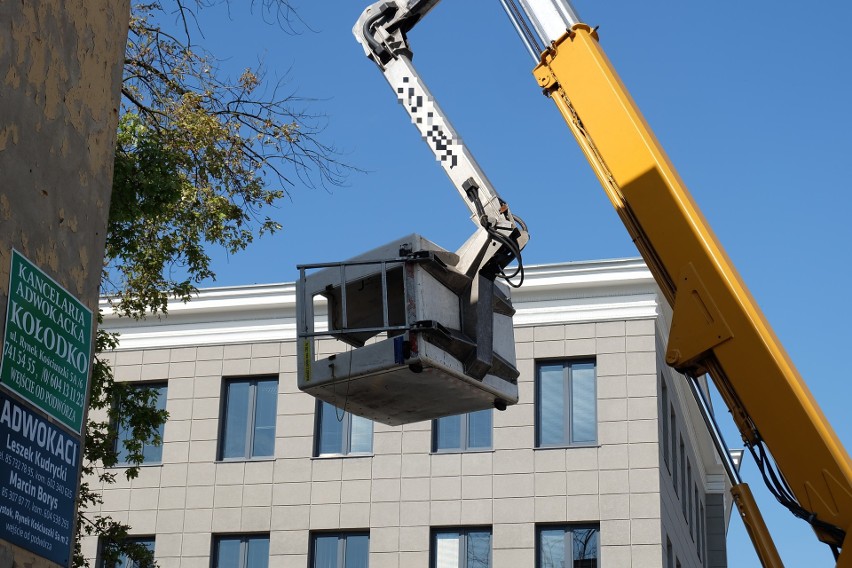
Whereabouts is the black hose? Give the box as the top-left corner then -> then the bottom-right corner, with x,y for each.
362,4 -> 398,60
747,440 -> 846,547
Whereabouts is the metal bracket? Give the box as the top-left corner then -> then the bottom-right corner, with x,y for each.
665,262 -> 733,371
466,274 -> 495,380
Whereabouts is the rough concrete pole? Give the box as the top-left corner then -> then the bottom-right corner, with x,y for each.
0,1 -> 130,566
0,0 -> 129,312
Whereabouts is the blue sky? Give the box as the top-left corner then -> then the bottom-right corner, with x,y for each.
189,1 -> 851,565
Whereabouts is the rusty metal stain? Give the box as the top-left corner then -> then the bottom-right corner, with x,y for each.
0,124 -> 19,151
0,195 -> 10,221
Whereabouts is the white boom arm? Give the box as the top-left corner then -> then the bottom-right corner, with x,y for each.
355,1 -> 528,280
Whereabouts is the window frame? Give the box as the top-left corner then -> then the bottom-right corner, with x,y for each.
113,382 -> 168,467
687,461 -> 693,531
535,524 -> 600,568
666,536 -> 674,568
661,375 -> 670,470
680,436 -> 686,515
694,486 -> 700,550
671,405 -> 678,493
218,376 -> 278,461
431,527 -> 492,568
432,409 -> 493,453
698,500 -> 707,564
309,531 -> 370,568
212,533 -> 270,568
534,359 -> 598,448
314,400 -> 374,457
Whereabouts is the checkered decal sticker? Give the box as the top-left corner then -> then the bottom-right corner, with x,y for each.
396,75 -> 459,168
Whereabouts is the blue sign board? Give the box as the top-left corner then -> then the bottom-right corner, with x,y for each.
0,391 -> 77,566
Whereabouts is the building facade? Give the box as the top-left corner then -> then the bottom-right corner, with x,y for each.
85,258 -> 729,567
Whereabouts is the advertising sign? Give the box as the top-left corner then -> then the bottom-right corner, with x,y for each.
0,392 -> 77,566
1,250 -> 92,434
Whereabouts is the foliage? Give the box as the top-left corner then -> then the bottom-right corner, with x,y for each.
79,1 -> 349,565
105,0 -> 346,318
75,322 -> 167,567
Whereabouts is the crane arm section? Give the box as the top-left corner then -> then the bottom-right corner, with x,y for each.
355,1 -> 528,279
528,14 -> 851,564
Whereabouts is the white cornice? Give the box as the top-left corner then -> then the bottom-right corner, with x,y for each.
101,257 -> 660,350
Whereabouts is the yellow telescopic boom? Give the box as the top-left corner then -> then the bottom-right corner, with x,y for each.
531,20 -> 851,566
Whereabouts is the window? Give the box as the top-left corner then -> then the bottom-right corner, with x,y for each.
692,483 -> 699,541
537,525 -> 599,568
315,401 -> 373,456
311,532 -> 369,568
671,408 -> 678,494
115,383 -> 167,465
700,501 -> 706,563
432,528 -> 491,568
661,377 -> 669,469
536,360 -> 596,447
433,409 -> 492,452
220,377 -> 278,460
666,537 -> 674,568
687,462 -> 693,529
680,436 -> 686,515
213,535 -> 269,568
100,536 -> 155,568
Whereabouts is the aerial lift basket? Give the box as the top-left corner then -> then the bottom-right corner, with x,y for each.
296,234 -> 519,426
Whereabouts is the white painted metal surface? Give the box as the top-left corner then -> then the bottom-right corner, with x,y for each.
295,234 -> 520,425
99,259 -> 656,350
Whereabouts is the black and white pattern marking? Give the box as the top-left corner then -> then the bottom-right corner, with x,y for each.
396,76 -> 459,168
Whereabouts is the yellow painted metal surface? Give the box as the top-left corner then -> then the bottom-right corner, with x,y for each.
534,24 -> 852,552
732,483 -> 784,568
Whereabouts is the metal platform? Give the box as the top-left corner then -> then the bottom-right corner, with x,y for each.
296,234 -> 519,426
